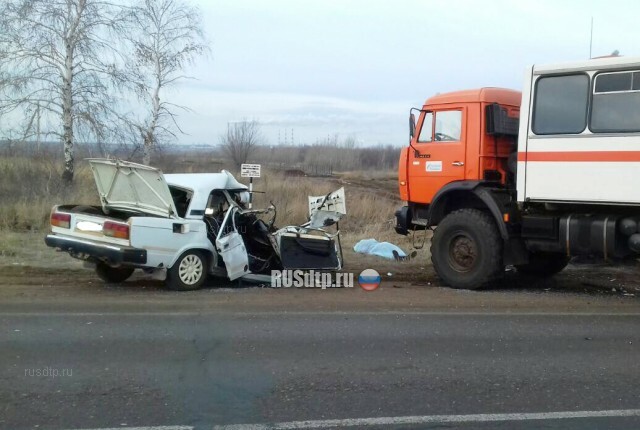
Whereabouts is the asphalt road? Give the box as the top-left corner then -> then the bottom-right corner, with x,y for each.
2,265 -> 640,430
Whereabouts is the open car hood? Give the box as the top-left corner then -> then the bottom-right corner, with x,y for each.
88,159 -> 177,218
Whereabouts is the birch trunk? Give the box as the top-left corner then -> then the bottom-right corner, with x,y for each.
142,76 -> 160,166
62,37 -> 75,184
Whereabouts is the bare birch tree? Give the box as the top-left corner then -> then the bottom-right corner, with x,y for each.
220,120 -> 262,170
0,0 -> 126,184
126,0 -> 206,165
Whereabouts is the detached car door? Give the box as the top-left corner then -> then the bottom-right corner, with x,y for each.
215,207 -> 249,280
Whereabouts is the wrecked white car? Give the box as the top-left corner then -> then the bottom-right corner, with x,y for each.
45,159 -> 346,290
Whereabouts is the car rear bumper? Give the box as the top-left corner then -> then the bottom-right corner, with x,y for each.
45,234 -> 147,265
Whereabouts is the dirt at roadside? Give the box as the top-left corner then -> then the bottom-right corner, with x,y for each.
1,258 -> 639,302
1,230 -> 640,308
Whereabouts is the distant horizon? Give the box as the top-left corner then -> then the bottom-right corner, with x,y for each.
0,137 -> 399,149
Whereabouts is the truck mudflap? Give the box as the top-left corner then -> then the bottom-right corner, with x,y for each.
45,234 -> 147,265
395,205 -> 411,235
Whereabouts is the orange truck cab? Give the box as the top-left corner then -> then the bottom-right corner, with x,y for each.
396,58 -> 640,290
399,88 -> 520,207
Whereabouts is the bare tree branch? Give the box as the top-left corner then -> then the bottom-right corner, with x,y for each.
124,0 -> 207,165
0,0 -> 127,183
220,120 -> 262,170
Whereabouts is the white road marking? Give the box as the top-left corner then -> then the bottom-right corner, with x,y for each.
210,409 -> 640,429
72,427 -> 192,430
3,311 -> 640,317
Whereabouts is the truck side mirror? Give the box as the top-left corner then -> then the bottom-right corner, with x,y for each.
409,113 -> 416,138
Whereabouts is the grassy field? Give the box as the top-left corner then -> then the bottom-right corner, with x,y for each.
0,153 -> 399,232
0,156 -> 95,230
0,153 -> 430,275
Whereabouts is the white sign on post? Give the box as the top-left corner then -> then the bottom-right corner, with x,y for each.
241,164 -> 260,209
241,164 -> 261,178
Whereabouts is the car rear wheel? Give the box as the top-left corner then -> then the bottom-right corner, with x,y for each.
167,250 -> 208,291
431,209 -> 503,290
95,262 -> 135,283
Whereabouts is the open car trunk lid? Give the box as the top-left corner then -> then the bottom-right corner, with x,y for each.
88,159 -> 177,218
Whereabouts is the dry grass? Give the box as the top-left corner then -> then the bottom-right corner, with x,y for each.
338,169 -> 397,182
0,155 -> 403,235
0,230 -> 83,269
252,171 -> 397,233
0,157 -> 98,230
0,153 -> 431,272
0,155 -> 436,278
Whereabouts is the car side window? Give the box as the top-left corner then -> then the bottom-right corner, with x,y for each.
169,186 -> 192,218
434,110 -> 462,141
205,191 -> 228,217
418,111 -> 462,143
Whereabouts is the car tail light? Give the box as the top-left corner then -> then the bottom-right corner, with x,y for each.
51,212 -> 71,229
103,221 -> 130,240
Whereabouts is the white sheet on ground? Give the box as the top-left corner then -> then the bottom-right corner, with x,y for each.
353,239 -> 407,260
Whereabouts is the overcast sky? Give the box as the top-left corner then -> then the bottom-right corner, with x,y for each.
174,0 -> 640,147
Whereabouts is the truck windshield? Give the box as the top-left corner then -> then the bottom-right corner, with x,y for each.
418,112 -> 434,142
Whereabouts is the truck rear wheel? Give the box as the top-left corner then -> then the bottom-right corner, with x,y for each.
516,252 -> 570,276
167,250 -> 208,291
95,262 -> 135,283
431,209 -> 503,290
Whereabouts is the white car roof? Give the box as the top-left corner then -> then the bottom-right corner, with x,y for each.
165,171 -> 248,216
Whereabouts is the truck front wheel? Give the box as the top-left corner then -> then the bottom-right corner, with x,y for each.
431,209 -> 503,290
516,252 -> 570,276
95,262 -> 135,283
